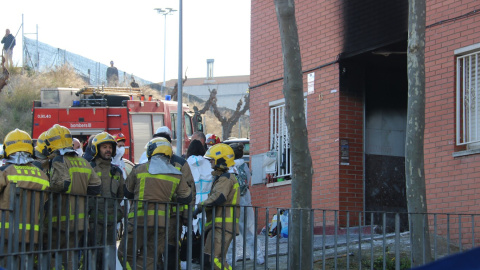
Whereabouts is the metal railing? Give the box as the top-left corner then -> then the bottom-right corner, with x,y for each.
1,184 -> 479,270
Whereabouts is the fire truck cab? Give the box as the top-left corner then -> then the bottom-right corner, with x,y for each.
32,86 -> 201,163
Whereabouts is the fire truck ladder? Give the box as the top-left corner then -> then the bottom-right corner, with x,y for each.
76,86 -> 143,97
76,86 -> 144,107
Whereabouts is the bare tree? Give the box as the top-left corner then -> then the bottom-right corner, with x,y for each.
170,72 -> 187,101
406,0 -> 431,266
191,88 -> 250,139
206,88 -> 250,140
275,0 -> 313,268
196,88 -> 218,115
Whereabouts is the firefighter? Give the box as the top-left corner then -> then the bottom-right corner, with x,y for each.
193,143 -> 240,270
89,132 -> 125,269
138,126 -> 195,268
206,134 -> 221,149
33,131 -> 52,175
152,127 -> 196,269
45,124 -> 102,269
0,129 -> 50,267
112,133 -> 127,179
118,137 -> 192,270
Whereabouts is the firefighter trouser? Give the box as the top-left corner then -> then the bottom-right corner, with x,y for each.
89,223 -> 116,269
165,216 -> 182,269
44,230 -> 83,270
2,241 -> 41,269
205,227 -> 234,270
118,226 -> 165,270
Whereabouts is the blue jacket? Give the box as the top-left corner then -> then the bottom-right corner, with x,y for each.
1,34 -> 15,50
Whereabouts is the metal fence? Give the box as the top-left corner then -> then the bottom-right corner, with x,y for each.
1,184 -> 479,270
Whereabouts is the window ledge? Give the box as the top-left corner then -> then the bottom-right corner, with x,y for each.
267,180 -> 292,188
452,148 -> 480,157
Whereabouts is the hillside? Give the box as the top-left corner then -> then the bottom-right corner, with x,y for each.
0,66 -> 249,140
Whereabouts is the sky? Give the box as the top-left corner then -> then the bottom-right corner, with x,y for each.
2,0 -> 251,83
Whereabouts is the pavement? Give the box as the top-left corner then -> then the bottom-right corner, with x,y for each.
177,229 -> 410,270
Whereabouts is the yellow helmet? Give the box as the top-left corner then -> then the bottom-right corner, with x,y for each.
3,129 -> 34,157
91,132 -> 116,158
35,131 -> 51,157
146,137 -> 172,159
45,124 -> 73,151
204,143 -> 235,169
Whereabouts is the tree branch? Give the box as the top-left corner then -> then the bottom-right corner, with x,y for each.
171,70 -> 188,101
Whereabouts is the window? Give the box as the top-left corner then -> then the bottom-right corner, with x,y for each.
170,113 -> 193,138
456,45 -> 480,148
184,113 -> 193,136
152,114 -> 165,135
269,98 -> 307,179
131,115 -> 152,162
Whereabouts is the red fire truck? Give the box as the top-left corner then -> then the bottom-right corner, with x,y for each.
32,86 -> 201,163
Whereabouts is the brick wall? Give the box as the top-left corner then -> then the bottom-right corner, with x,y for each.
425,0 -> 480,215
250,0 -> 344,228
250,0 -> 480,242
338,87 -> 364,225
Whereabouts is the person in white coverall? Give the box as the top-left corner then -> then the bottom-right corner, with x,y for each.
186,139 -> 213,233
227,143 -> 265,265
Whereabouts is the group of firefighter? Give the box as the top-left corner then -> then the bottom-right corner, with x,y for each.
0,125 -> 243,270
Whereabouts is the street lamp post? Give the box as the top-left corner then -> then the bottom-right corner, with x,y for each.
154,7 -> 177,93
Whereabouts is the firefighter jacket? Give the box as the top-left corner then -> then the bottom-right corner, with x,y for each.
49,152 -> 102,231
124,159 -> 192,228
33,158 -> 50,177
90,158 -> 125,225
0,162 -> 50,243
171,154 -> 196,218
200,170 -> 240,235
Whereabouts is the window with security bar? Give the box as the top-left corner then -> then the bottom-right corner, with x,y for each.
456,50 -> 480,148
269,99 -> 307,179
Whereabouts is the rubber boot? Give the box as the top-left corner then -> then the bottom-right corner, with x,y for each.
203,253 -> 212,269
155,257 -> 164,270
167,244 -> 178,270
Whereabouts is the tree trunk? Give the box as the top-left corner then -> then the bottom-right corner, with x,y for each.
208,88 -> 250,140
275,0 -> 313,268
406,0 -> 431,266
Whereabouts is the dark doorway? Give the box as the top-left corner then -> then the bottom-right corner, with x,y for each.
340,41 -> 408,232
364,53 -> 408,232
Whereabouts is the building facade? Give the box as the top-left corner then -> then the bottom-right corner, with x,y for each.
250,0 -> 480,235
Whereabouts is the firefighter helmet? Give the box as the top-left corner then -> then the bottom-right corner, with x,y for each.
206,134 -> 221,147
35,131 -> 51,157
146,137 -> 172,159
91,132 -> 117,158
45,124 -> 73,151
113,132 -> 126,142
3,129 -> 34,157
204,143 -> 235,169
155,126 -> 172,136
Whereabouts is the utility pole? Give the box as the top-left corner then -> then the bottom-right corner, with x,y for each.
154,7 -> 177,94
176,0 -> 183,157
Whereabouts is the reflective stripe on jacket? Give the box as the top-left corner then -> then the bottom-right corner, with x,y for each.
125,161 -> 191,227
170,154 -> 196,218
49,154 -> 101,231
202,171 -> 240,235
0,163 -> 50,243
90,158 -> 125,224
